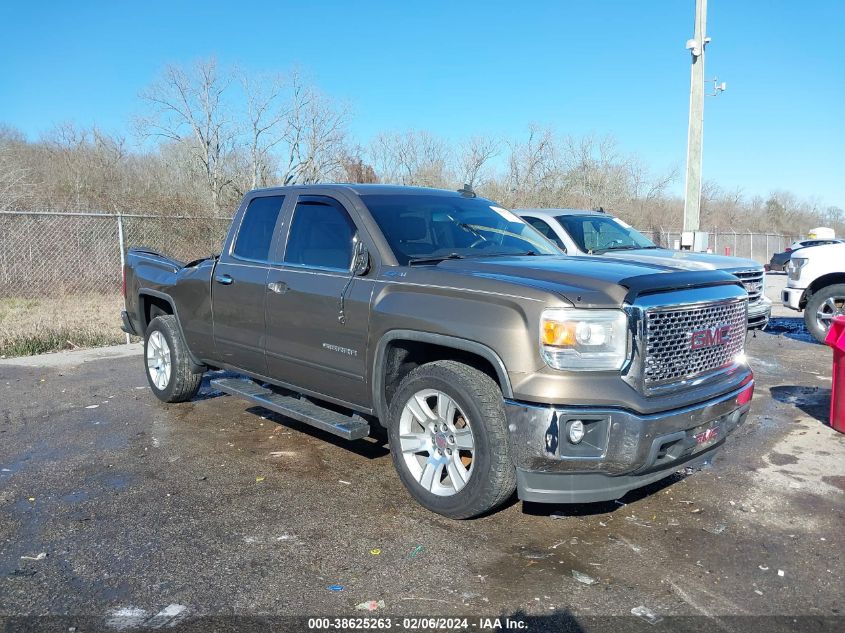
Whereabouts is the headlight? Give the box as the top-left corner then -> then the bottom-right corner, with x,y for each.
540,308 -> 628,370
788,257 -> 808,280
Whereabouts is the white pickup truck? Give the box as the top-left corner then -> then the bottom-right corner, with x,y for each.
782,241 -> 845,343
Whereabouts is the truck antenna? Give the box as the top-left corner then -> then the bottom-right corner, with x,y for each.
458,183 -> 476,198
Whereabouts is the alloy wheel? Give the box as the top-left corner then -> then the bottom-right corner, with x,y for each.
816,295 -> 845,334
397,389 -> 475,496
146,330 -> 172,390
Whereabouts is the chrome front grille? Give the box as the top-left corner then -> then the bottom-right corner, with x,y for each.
733,269 -> 764,304
643,299 -> 747,388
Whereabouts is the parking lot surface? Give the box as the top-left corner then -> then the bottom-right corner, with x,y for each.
1,312 -> 843,631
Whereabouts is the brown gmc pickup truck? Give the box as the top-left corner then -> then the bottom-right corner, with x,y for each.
122,184 -> 754,518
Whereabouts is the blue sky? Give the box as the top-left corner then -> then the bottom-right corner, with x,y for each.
1,1 -> 843,207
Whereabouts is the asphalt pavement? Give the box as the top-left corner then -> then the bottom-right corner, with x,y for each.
0,306 -> 843,632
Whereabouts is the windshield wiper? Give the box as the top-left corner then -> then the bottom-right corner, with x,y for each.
408,253 -> 466,266
493,250 -> 550,257
457,222 -> 487,242
597,245 -> 644,252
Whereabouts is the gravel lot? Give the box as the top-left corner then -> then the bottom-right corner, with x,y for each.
0,284 -> 842,632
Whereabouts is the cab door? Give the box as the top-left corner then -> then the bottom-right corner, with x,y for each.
212,194 -> 289,375
264,193 -> 375,407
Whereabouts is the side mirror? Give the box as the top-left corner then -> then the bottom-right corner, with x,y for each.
351,240 -> 370,276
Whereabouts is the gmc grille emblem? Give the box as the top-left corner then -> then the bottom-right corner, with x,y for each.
690,324 -> 731,350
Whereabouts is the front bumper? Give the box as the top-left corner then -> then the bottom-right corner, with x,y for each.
504,378 -> 754,504
781,286 -> 804,311
747,297 -> 771,328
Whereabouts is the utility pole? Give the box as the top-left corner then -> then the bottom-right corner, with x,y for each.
683,0 -> 708,232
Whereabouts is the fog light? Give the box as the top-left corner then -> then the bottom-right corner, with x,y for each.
568,420 -> 585,444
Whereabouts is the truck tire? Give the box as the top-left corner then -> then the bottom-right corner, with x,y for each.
386,360 -> 516,519
144,315 -> 203,403
803,284 -> 845,344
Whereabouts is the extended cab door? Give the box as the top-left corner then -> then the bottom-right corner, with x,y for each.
212,194 -> 289,375
264,193 -> 375,408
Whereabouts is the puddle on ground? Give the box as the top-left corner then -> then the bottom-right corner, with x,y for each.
764,318 -> 820,344
822,475 -> 845,492
0,442 -> 69,477
768,451 -> 799,466
94,472 -> 133,490
769,385 -> 831,424
59,490 -> 90,505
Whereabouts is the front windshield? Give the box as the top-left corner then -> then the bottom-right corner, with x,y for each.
556,214 -> 656,253
362,194 -> 561,265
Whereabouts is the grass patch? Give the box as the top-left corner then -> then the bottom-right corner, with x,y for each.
1,328 -> 122,357
0,294 -> 129,357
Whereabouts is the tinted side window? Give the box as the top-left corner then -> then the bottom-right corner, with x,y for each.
525,217 -> 565,250
285,196 -> 357,270
233,195 -> 285,261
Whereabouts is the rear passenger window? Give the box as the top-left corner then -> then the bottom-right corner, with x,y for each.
285,196 -> 357,270
525,217 -> 565,250
233,195 -> 285,261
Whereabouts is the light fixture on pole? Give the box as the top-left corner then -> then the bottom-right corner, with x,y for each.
707,77 -> 727,97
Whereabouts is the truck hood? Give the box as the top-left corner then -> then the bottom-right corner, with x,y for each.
791,241 -> 845,259
434,255 -> 742,308
596,248 -> 760,272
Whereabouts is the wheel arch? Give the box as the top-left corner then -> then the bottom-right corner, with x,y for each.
372,330 -> 513,424
801,273 -> 845,308
139,289 -> 206,372
139,289 -> 175,329
807,273 -> 845,295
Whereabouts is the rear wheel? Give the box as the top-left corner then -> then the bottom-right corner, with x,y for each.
144,315 -> 203,402
804,284 -> 845,343
387,360 -> 516,519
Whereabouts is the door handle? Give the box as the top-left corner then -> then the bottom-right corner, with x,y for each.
268,281 -> 288,294
215,274 -> 234,285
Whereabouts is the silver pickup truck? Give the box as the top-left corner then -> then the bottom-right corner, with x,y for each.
122,185 -> 754,518
517,208 -> 771,329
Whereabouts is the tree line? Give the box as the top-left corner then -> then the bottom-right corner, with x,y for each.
1,58 -> 841,239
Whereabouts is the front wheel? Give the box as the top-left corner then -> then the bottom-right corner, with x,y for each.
387,360 -> 516,519
144,315 -> 203,402
804,284 -> 845,343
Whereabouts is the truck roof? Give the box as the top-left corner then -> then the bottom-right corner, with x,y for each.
516,208 -> 604,217
248,183 -> 469,198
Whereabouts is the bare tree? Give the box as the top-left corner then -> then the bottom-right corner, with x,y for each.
503,125 -> 558,207
625,157 -> 678,226
239,69 -> 290,190
559,133 -> 629,209
42,123 -> 93,210
0,125 -> 30,211
457,136 -> 499,188
824,205 -> 844,230
699,181 -> 745,230
2,61 -> 839,237
369,130 -> 452,187
337,145 -> 377,183
138,58 -> 235,211
279,77 -> 350,185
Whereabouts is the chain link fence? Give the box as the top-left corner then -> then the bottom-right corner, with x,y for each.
0,211 -> 806,356
640,229 -> 800,263
1,212 -> 803,298
0,212 -> 232,298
